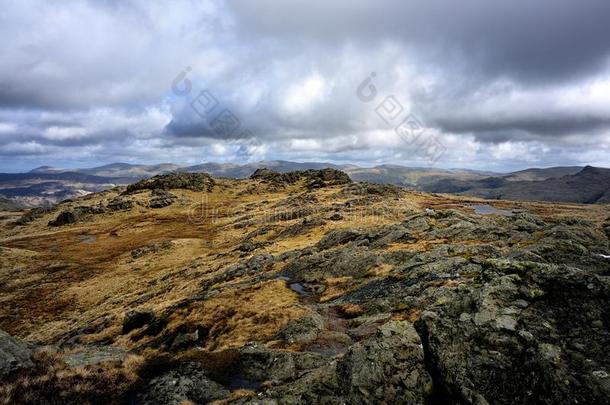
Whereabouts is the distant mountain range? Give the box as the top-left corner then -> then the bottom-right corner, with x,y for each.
422,165 -> 610,203
1,161 -> 608,207
27,161 -> 501,183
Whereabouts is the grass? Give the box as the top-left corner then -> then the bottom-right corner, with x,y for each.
319,277 -> 356,303
176,280 -> 308,350
0,348 -> 145,405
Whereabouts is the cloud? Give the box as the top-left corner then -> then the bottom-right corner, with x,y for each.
0,0 -> 610,172
230,0 -> 610,84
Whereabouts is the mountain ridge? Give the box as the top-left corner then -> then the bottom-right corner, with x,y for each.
4,161 -> 610,207
423,165 -> 610,204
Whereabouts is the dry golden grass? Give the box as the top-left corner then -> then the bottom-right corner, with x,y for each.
171,279 -> 308,351
334,303 -> 365,318
0,348 -> 146,405
319,276 -> 355,303
390,308 -> 423,323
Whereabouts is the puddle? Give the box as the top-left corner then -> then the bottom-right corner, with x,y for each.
79,234 -> 97,244
471,204 -> 514,217
277,275 -> 310,296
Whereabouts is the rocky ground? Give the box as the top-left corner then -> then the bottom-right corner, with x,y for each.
0,169 -> 609,404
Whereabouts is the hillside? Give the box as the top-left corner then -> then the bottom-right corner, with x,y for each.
0,172 -> 137,207
424,166 -> 610,203
0,197 -> 23,211
501,166 -> 584,182
0,169 -> 609,404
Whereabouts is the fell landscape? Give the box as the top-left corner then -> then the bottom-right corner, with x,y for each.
1,169 -> 609,404
1,1 -> 610,404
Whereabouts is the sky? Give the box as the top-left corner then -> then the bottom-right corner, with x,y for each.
1,0 -> 610,172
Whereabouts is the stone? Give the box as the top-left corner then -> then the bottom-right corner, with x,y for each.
0,329 -> 34,376
48,210 -> 79,226
275,313 -> 324,344
495,315 -> 517,331
47,204 -> 107,226
415,259 -> 610,405
316,228 -> 363,250
170,329 -> 200,351
518,330 -> 534,343
329,212 -> 343,221
63,346 -> 126,368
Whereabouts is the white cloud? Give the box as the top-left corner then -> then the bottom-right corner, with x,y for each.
282,73 -> 328,115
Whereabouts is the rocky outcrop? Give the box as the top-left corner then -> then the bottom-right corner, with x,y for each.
200,253 -> 276,291
138,362 -> 229,405
15,206 -> 54,225
124,172 -> 215,194
249,168 -> 277,181
250,168 -> 352,188
107,197 -> 135,211
275,313 -> 325,345
232,322 -> 431,404
0,329 -> 33,376
149,189 -> 178,208
48,210 -> 80,226
336,321 -> 432,404
415,260 -> 610,405
237,344 -> 328,383
341,182 -> 405,198
47,205 -> 106,226
283,247 -> 379,282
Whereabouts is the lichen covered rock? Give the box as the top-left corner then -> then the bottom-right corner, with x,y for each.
0,329 -> 33,376
125,172 -> 215,193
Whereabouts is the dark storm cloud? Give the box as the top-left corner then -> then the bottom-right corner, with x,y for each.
231,0 -> 610,84
434,116 -> 610,139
